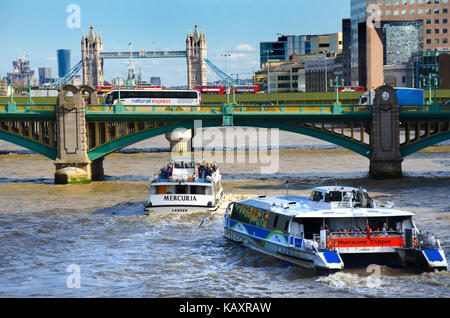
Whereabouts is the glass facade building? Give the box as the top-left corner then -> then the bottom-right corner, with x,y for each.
260,33 -> 342,66
57,49 -> 71,78
350,0 -> 450,86
383,21 -> 423,65
38,67 -> 52,85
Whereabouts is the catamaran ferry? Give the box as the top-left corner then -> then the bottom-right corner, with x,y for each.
144,158 -> 224,213
224,186 -> 447,274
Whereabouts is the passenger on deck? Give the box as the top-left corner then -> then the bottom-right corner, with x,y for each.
198,163 -> 205,178
356,225 -> 363,236
160,168 -> 168,179
382,223 -> 388,236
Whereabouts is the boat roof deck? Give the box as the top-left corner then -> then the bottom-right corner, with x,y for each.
153,178 -> 212,184
235,196 -> 415,218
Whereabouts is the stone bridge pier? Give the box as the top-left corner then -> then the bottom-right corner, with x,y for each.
369,85 -> 403,179
54,85 -> 103,184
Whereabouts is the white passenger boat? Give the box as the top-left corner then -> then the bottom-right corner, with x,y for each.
144,158 -> 224,213
224,186 -> 448,274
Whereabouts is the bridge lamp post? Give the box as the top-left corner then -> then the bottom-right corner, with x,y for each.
220,54 -> 232,104
27,83 -> 32,105
329,76 -> 345,105
421,73 -> 440,105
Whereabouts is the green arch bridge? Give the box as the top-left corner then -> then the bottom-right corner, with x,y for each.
0,85 -> 449,183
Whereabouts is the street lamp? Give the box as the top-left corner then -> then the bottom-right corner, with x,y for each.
220,54 -> 231,74
421,73 -> 440,105
329,76 -> 345,106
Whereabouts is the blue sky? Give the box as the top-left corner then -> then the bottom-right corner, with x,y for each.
0,0 -> 350,87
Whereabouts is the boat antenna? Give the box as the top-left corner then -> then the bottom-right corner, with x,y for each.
285,180 -> 289,196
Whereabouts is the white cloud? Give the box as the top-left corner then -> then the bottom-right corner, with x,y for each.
228,53 -> 247,60
46,56 -> 57,61
233,44 -> 256,52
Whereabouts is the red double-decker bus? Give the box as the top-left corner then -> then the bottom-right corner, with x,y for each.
195,85 -> 259,95
96,85 -> 162,95
338,86 -> 365,92
194,85 -> 226,94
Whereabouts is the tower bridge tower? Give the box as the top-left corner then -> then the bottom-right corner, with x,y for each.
80,23 -> 206,89
186,23 -> 207,89
81,25 -> 104,87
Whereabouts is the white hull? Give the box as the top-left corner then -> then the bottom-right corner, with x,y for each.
145,190 -> 224,213
223,186 -> 448,273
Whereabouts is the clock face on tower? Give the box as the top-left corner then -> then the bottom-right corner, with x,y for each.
382,91 -> 390,101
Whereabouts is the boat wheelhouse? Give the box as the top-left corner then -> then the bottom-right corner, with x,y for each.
144,158 -> 223,213
224,186 -> 447,273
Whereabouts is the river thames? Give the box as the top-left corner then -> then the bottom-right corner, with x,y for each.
0,130 -> 448,297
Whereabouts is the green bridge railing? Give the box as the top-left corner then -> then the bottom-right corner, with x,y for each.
0,102 -> 449,115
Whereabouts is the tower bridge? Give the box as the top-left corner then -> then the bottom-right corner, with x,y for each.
0,85 -> 449,183
81,23 -> 206,89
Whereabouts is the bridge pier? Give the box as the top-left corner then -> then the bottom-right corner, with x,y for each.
369,85 -> 403,179
166,129 -> 192,155
54,85 -> 104,184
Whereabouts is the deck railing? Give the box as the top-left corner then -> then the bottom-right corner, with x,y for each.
1,102 -> 449,114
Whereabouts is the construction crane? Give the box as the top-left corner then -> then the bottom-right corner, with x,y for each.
204,58 -> 237,105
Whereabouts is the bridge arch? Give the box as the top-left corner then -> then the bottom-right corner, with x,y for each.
86,120 -> 373,161
0,130 -> 56,159
400,130 -> 450,157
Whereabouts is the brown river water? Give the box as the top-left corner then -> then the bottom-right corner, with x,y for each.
0,129 -> 449,297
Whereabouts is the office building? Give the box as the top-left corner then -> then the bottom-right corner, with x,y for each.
350,0 -> 450,89
38,67 -> 52,85
260,33 -> 343,66
439,53 -> 450,88
334,19 -> 353,86
253,60 -> 286,92
150,77 -> 161,86
57,49 -> 71,78
411,49 -> 449,87
383,62 -> 415,87
305,57 -> 336,92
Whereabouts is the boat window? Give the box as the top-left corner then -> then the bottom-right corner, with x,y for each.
191,185 -> 206,195
273,214 -> 279,228
231,203 -> 269,228
324,191 -> 342,202
176,185 -> 187,194
310,191 -> 324,202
